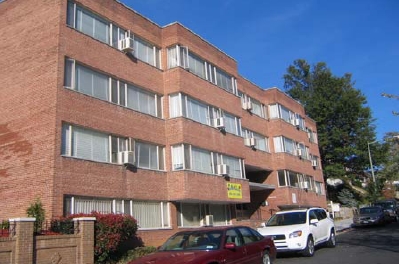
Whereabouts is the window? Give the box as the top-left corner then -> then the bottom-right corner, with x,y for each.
278,170 -> 287,186
177,203 -> 231,227
215,68 -> 234,93
315,182 -> 324,195
223,112 -> 241,136
169,93 -> 241,135
67,1 -> 109,44
251,98 -> 267,118
242,128 -> 269,152
278,170 -> 309,188
178,203 -> 202,227
132,201 -> 169,228
221,155 -> 243,179
62,124 -> 109,163
111,136 -> 130,163
64,196 -> 170,229
135,36 -> 161,68
62,123 -> 165,169
64,58 -> 163,118
171,144 -> 244,178
269,103 -> 299,126
186,97 -> 209,124
167,45 -> 237,94
191,147 -> 213,174
135,141 -> 165,170
273,136 -> 295,155
307,129 -> 318,144
67,1 -> 161,68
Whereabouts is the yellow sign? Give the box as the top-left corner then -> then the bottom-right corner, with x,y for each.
227,183 -> 242,199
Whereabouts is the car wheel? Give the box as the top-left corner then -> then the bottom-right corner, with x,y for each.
302,237 -> 315,257
326,230 -> 336,247
262,250 -> 272,264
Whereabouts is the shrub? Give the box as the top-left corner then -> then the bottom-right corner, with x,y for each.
26,198 -> 45,234
54,212 -> 138,263
116,247 -> 157,264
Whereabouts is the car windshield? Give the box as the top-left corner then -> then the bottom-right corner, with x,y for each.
159,230 -> 223,251
359,207 -> 382,214
266,212 -> 307,226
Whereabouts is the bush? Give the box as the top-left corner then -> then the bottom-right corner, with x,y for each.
54,212 -> 138,263
1,220 -> 9,230
116,247 -> 157,264
26,198 -> 45,234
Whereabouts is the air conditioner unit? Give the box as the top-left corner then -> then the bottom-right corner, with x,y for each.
217,164 -> 229,175
205,215 -> 214,226
118,151 -> 135,166
301,182 -> 309,189
243,101 -> 252,111
296,149 -> 303,157
311,160 -> 317,168
119,37 -> 134,53
244,137 -> 256,147
214,117 -> 225,130
294,118 -> 300,127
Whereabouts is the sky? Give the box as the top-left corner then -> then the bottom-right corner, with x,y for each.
123,0 -> 399,140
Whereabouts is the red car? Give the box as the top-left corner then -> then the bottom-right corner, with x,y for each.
129,226 -> 276,264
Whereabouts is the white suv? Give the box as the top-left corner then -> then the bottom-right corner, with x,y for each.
257,207 -> 336,257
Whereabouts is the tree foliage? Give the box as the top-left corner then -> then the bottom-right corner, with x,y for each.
337,188 -> 358,207
283,59 -> 380,199
378,132 -> 399,182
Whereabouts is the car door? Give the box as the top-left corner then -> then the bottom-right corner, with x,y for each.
223,228 -> 248,264
237,227 -> 263,264
308,209 -> 323,244
316,209 -> 330,241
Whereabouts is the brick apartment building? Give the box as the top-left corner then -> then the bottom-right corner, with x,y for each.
0,0 -> 327,245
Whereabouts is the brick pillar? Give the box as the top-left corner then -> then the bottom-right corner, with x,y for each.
73,217 -> 96,264
9,217 -> 35,264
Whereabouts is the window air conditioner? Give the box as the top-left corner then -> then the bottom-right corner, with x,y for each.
214,117 -> 225,130
296,149 -> 302,157
217,164 -> 229,176
243,101 -> 252,111
118,151 -> 135,166
294,118 -> 300,127
311,160 -> 317,168
301,182 -> 309,189
119,37 -> 134,53
244,137 -> 256,147
205,215 -> 214,226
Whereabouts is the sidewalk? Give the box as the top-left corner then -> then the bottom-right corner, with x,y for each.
334,218 -> 353,232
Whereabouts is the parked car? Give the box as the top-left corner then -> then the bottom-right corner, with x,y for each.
353,206 -> 390,227
128,226 -> 276,264
257,207 -> 336,257
373,199 -> 399,222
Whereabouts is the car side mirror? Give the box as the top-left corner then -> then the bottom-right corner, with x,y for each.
310,219 -> 319,225
225,242 -> 236,250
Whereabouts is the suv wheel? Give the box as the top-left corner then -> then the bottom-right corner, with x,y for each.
326,230 -> 336,247
302,237 -> 315,257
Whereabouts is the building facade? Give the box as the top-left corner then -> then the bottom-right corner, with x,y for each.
0,0 -> 326,246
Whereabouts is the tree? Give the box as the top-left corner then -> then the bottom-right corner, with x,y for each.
378,133 -> 399,196
337,188 -> 358,207
283,59 -> 380,200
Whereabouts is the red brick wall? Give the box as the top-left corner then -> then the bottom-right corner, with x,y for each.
0,0 -> 63,219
